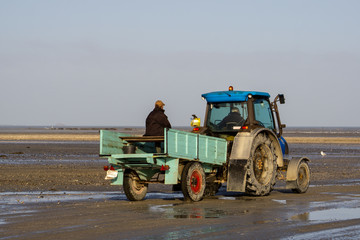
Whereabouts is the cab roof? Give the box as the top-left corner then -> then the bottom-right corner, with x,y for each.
202,90 -> 270,103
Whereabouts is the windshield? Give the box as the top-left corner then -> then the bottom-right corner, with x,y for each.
206,102 -> 248,131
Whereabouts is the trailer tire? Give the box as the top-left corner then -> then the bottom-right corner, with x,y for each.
245,133 -> 277,196
181,162 -> 206,202
204,183 -> 222,197
292,161 -> 310,193
123,170 -> 148,201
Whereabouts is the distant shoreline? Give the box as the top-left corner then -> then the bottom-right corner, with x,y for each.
0,133 -> 359,144
285,137 -> 360,144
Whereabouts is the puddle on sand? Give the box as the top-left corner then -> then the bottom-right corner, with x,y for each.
0,191 -> 125,227
0,191 -> 189,226
272,199 -> 287,205
308,208 -> 360,222
147,225 -> 226,240
282,225 -> 360,240
312,179 -> 360,187
0,191 -> 120,205
291,208 -> 360,222
291,191 -> 360,223
0,204 -> 38,227
149,204 -> 226,219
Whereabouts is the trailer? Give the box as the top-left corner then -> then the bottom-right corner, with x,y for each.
100,128 -> 227,201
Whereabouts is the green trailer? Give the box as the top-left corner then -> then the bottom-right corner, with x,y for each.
100,128 -> 227,201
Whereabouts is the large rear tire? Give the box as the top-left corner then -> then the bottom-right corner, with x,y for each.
292,161 -> 310,193
245,133 -> 277,196
123,170 -> 148,201
181,162 -> 206,202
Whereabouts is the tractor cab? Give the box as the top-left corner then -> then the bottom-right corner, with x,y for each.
193,86 -> 286,140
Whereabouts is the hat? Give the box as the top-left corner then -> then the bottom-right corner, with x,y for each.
155,100 -> 165,108
231,107 -> 239,113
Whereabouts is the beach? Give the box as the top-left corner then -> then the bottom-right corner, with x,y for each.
1,127 -> 360,239
0,127 -> 359,191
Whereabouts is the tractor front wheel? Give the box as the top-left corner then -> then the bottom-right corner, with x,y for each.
292,161 -> 310,193
181,162 -> 206,202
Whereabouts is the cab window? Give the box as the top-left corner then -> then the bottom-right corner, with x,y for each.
206,102 -> 248,131
254,99 -> 274,129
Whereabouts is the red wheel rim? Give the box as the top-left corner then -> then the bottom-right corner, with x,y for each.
190,170 -> 202,194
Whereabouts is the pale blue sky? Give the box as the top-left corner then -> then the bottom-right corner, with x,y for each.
1,1 -> 359,127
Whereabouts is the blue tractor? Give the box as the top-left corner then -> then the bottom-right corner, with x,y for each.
191,86 -> 310,197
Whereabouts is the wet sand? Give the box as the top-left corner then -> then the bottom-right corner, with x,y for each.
1,129 -> 360,239
3,185 -> 360,240
1,131 -> 360,144
1,132 -> 360,148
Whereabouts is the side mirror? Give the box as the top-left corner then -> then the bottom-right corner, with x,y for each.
279,94 -> 285,104
190,114 -> 201,127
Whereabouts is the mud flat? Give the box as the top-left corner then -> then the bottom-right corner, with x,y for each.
2,185 -> 360,240
1,129 -> 360,239
285,136 -> 360,144
1,132 -> 359,144
0,133 -> 100,142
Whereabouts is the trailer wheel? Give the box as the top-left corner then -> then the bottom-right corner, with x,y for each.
204,183 -> 222,197
181,162 -> 206,202
292,161 -> 310,193
245,133 -> 277,196
123,170 -> 148,201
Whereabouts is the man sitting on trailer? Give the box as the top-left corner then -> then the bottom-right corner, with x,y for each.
144,100 -> 172,152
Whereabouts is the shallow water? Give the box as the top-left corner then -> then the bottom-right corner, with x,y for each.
2,189 -> 357,213
308,208 -> 360,221
0,158 -> 107,165
282,225 -> 360,240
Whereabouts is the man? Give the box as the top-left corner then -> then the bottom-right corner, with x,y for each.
144,100 -> 171,153
144,100 -> 171,136
218,107 -> 243,129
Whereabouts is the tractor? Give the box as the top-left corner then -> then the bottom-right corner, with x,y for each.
101,86 -> 310,201
190,86 -> 310,197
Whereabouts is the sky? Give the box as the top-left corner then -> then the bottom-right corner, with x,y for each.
1,0 -> 359,127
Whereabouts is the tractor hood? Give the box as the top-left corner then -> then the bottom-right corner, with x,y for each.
202,90 -> 270,103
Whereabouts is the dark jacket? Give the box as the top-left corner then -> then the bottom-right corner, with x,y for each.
144,106 -> 171,136
218,112 -> 243,129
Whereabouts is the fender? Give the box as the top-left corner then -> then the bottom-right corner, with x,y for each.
227,128 -> 284,192
286,157 -> 310,186
230,128 -> 284,167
